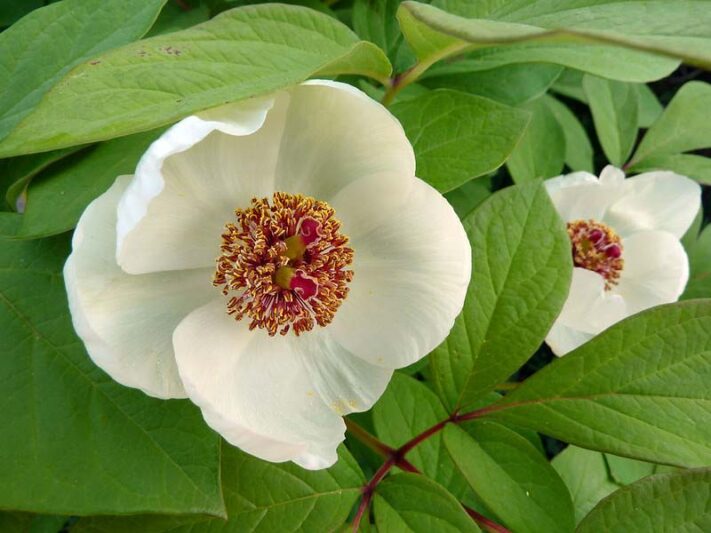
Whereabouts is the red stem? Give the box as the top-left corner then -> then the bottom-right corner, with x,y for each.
349,403 -> 512,531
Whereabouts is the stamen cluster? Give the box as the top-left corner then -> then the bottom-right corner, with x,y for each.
567,219 -> 624,289
214,192 -> 354,336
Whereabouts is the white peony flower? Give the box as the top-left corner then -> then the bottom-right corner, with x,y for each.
545,165 -> 701,356
63,81 -> 471,469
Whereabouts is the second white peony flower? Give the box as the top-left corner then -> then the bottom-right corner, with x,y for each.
63,81 -> 471,469
545,165 -> 701,356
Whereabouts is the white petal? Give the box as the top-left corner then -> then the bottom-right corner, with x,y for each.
64,176 -> 215,399
604,171 -> 701,238
545,169 -> 622,222
173,299 -> 369,470
273,80 -> 415,200
546,322 -> 594,358
330,178 -> 471,368
116,96 -> 279,274
615,230 -> 689,315
546,268 -> 627,356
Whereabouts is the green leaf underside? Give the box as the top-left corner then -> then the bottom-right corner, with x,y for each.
552,446 -> 621,524
604,454 -> 656,485
542,94 -> 594,173
374,473 -> 481,533
0,237 -> 223,516
632,81 -> 711,165
583,74 -> 639,167
444,423 -> 575,533
631,153 -> 711,186
488,300 -> 711,468
399,1 -> 711,83
391,89 -> 529,192
0,4 -> 391,158
73,444 -> 365,532
430,181 -> 572,411
0,0 -> 167,143
19,129 -> 163,239
421,63 -> 563,106
507,97 -> 566,183
577,468 -> 711,532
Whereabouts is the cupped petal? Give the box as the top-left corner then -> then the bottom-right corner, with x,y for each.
615,230 -> 689,315
329,177 -> 471,368
544,167 -> 623,222
546,268 -> 627,356
64,175 -> 215,399
273,80 -> 416,202
174,299 -> 389,469
116,96 -> 279,274
604,170 -> 701,238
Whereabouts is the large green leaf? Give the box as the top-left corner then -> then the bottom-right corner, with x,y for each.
552,446 -> 621,525
0,513 -> 67,533
0,4 -> 391,158
582,74 -> 638,167
488,301 -> 711,467
444,422 -> 575,533
604,454 -> 656,485
391,89 -> 530,192
353,0 -> 412,69
0,237 -> 224,516
396,1 -> 709,83
631,81 -> 711,165
18,130 -> 162,239
74,444 -> 365,532
542,95 -> 594,173
421,63 -> 563,106
577,468 -> 711,532
430,181 -> 572,411
0,0 -> 166,143
374,473 -> 480,532
506,97 -> 566,182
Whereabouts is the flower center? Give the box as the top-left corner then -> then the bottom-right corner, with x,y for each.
567,219 -> 624,290
213,192 -> 354,336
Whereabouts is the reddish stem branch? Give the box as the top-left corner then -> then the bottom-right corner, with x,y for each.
349,403 -> 512,531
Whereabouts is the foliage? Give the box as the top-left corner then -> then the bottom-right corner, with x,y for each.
1,0 -> 710,531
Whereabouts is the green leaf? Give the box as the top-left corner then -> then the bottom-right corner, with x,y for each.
444,177 -> 491,220
630,153 -> 711,186
542,94 -> 594,173
391,89 -> 529,192
582,74 -> 639,167
684,225 -> 711,300
0,513 -> 67,533
636,84 -> 663,128
397,1 -> 698,83
488,300 -> 711,468
353,0 -> 408,66
146,3 -> 210,36
18,129 -> 162,239
430,181 -> 572,411
421,63 -> 563,106
444,422 -> 575,533
0,0 -> 167,143
551,68 -> 587,103
604,454 -> 656,485
506,97 -> 566,182
374,473 -> 481,533
0,147 -> 80,211
577,468 -> 711,532
371,374 -> 471,502
0,4 -> 391,158
74,444 -> 365,532
0,237 -> 224,516
631,81 -> 711,165
552,446 -> 621,524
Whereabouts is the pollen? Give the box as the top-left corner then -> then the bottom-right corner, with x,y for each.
213,192 -> 354,336
567,219 -> 624,290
